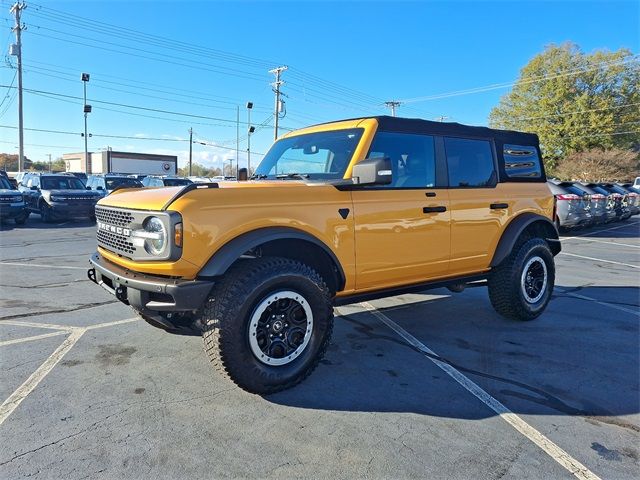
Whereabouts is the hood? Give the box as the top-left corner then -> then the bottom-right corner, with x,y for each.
0,189 -> 20,195
99,181 -> 311,211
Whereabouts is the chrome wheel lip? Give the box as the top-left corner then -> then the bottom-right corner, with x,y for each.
248,290 -> 313,366
521,255 -> 548,304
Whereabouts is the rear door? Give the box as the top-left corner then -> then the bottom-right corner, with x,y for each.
445,137 -> 504,275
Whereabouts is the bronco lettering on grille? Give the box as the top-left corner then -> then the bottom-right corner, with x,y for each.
97,221 -> 131,237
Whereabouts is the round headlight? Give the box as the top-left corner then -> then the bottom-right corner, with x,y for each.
143,216 -> 166,255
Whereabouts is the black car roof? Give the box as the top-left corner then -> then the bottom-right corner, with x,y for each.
311,115 -> 540,145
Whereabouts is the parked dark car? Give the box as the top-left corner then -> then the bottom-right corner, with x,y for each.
0,175 -> 28,224
65,172 -> 88,186
0,170 -> 18,189
86,174 -> 143,197
20,174 -> 101,222
141,175 -> 193,187
616,184 -> 640,216
598,183 -> 632,220
547,181 -> 592,230
572,183 -> 613,224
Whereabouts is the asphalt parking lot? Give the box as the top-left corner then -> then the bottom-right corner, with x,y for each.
0,216 -> 638,479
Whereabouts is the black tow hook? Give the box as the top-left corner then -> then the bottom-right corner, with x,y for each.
87,268 -> 97,284
115,286 -> 127,303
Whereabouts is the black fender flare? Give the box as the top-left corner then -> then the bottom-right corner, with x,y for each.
490,213 -> 561,267
197,226 -> 346,289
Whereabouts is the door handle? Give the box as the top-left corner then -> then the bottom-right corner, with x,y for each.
490,203 -> 509,210
423,206 -> 447,214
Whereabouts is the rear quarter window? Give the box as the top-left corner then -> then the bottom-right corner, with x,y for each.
503,144 -> 542,179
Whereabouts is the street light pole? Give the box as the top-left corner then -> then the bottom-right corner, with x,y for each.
81,73 -> 91,173
246,102 -> 253,174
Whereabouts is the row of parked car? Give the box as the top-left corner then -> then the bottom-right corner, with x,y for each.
0,172 -> 199,225
549,180 -> 640,230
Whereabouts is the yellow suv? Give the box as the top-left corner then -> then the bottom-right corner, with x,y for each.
88,116 -> 560,393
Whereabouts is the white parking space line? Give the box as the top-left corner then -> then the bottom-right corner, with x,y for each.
0,331 -> 68,347
563,236 -> 640,249
0,317 -> 139,426
0,329 -> 85,426
561,220 -> 640,242
0,320 -> 75,331
0,262 -> 86,271
554,288 -> 640,317
345,302 -> 601,480
558,252 -> 640,269
85,317 -> 139,330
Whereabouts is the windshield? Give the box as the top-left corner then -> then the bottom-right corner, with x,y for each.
106,177 -> 142,190
254,128 -> 364,180
41,176 -> 85,190
163,178 -> 192,186
0,177 -> 13,189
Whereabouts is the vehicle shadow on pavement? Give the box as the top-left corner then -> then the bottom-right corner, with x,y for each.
267,286 -> 639,423
560,218 -> 640,238
0,217 -> 96,231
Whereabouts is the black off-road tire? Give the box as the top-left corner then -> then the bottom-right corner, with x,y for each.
14,211 -> 28,225
40,202 -> 53,223
488,238 -> 555,321
202,257 -> 334,394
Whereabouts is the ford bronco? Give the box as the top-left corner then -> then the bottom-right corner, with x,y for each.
88,116 -> 560,394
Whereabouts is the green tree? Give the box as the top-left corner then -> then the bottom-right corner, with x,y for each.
489,43 -> 640,170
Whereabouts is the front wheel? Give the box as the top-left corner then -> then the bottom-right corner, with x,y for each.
40,203 -> 53,223
488,238 -> 555,321
14,211 -> 29,225
202,257 -> 334,394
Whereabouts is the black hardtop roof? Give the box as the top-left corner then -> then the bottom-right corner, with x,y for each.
313,116 -> 540,145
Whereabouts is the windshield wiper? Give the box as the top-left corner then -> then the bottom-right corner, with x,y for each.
276,173 -> 310,180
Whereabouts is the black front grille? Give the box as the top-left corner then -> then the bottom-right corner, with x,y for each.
58,196 -> 96,201
97,229 -> 135,256
95,206 -> 133,227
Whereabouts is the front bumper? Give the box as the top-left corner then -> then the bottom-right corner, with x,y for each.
49,202 -> 97,218
88,252 -> 213,332
0,203 -> 26,219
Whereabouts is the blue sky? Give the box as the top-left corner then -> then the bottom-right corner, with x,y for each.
0,0 -> 638,170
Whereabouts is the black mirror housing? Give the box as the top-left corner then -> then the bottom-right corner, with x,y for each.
352,157 -> 392,186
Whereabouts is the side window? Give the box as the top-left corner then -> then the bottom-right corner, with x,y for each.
444,137 -> 496,188
86,177 -> 94,189
366,132 -> 435,188
503,144 -> 542,178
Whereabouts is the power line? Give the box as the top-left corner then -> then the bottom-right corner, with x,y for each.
399,55 -> 640,104
515,102 -> 640,121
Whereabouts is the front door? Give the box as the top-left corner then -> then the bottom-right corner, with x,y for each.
352,131 -> 450,291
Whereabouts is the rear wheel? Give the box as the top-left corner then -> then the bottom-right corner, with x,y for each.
488,238 -> 555,321
202,257 -> 333,394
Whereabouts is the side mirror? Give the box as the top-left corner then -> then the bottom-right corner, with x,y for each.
238,168 -> 248,181
96,186 -> 104,190
86,186 -> 91,190
352,157 -> 392,186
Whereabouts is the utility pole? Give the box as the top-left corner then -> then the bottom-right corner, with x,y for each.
188,127 -> 193,176
10,2 -> 25,172
47,153 -> 51,172
384,101 -> 401,117
269,66 -> 287,141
